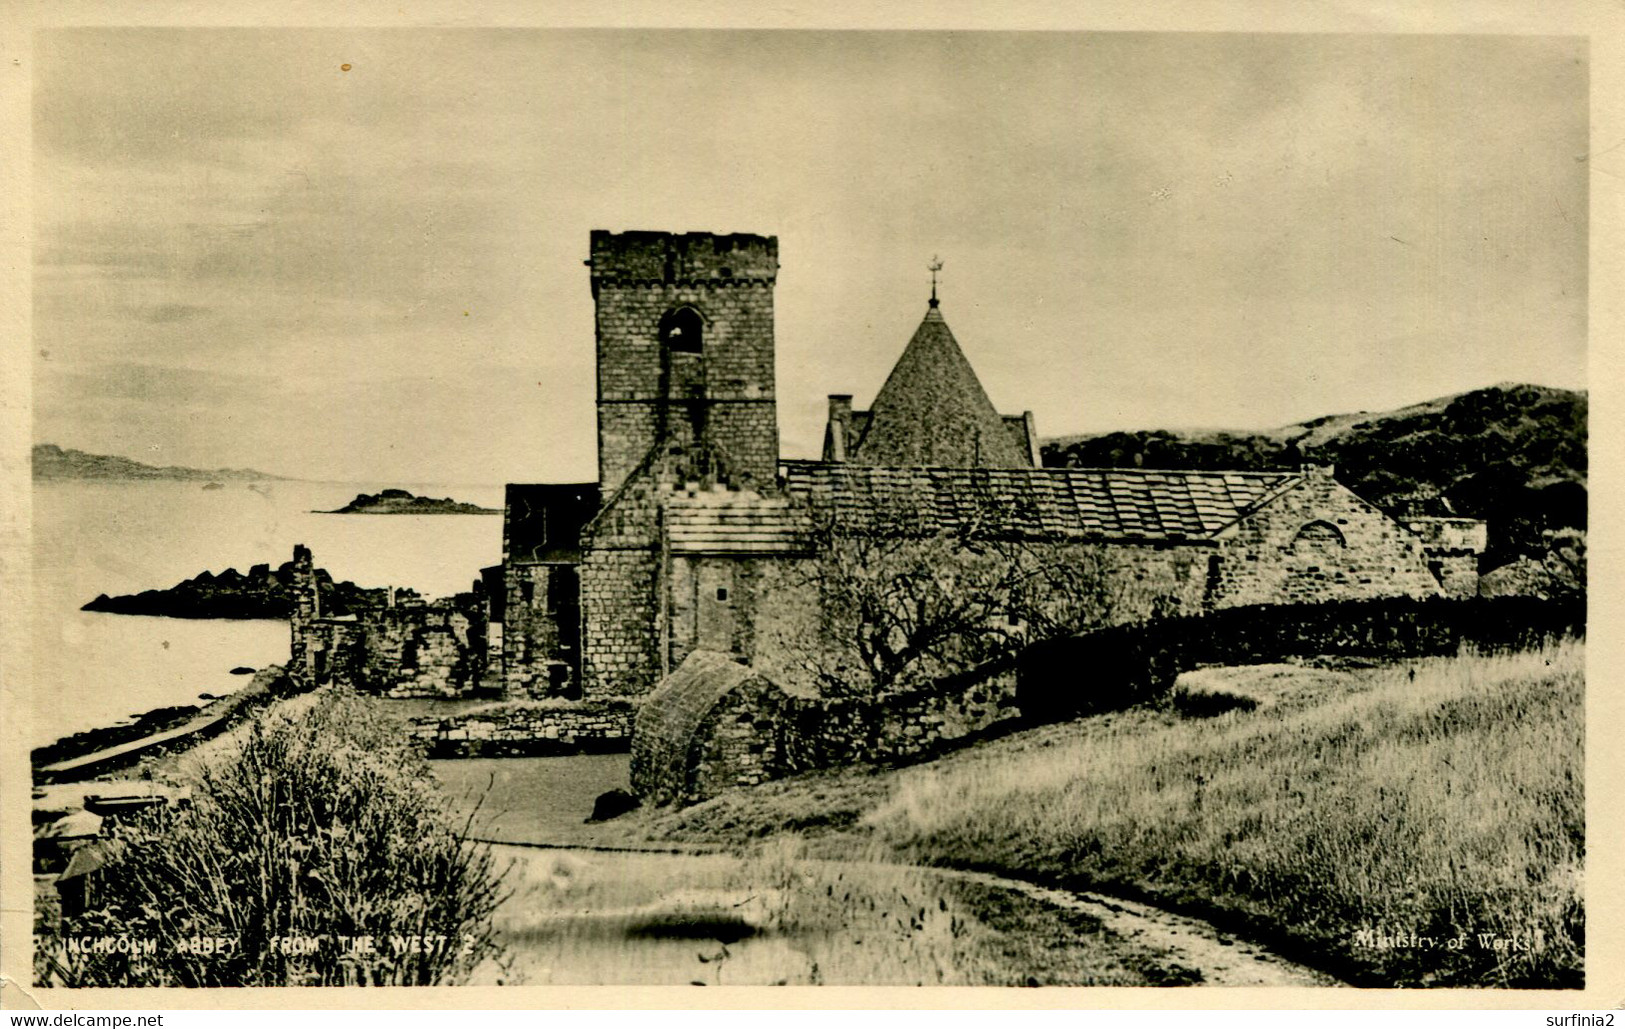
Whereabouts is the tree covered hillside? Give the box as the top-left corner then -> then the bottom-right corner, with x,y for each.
1042,384 -> 1586,570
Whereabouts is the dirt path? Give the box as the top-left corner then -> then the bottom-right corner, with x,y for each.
920,864 -> 1338,987
481,838 -> 1340,987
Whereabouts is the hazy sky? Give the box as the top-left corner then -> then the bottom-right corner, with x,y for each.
33,29 -> 1587,484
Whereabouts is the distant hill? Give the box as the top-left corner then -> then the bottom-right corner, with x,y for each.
32,444 -> 287,482
1042,383 -> 1586,569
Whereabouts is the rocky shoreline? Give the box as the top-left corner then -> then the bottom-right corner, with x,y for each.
81,560 -> 404,619
31,703 -> 210,770
32,666 -> 296,784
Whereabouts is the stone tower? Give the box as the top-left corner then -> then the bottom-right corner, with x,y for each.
589,230 -> 780,496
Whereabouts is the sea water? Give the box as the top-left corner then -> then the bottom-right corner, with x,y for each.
29,479 -> 505,748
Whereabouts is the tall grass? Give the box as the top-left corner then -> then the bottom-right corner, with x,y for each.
864,641 -> 1584,987
35,692 -> 508,987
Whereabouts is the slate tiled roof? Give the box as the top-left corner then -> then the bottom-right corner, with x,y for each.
663,485 -> 811,554
848,304 -> 1033,468
505,483 -> 602,563
780,461 -> 1302,543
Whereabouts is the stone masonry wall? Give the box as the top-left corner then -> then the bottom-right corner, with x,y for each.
580,546 -> 662,699
502,562 -> 582,697
631,650 -> 1020,808
306,603 -> 487,698
582,231 -> 783,705
290,547 -> 488,698
739,540 -> 1213,697
288,544 -> 318,688
592,231 -> 779,496
1403,516 -> 1488,598
666,555 -> 798,672
407,699 -> 636,757
629,650 -> 761,807
1210,469 -> 1444,607
1432,554 -> 1481,598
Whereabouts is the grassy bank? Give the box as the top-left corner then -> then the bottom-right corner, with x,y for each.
646,643 -> 1584,988
482,838 -> 1205,986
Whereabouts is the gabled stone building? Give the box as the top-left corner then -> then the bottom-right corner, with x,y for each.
486,229 -> 1485,728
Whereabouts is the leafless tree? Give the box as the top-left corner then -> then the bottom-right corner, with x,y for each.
767,496 -> 1177,699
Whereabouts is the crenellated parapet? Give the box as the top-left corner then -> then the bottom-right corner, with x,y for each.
587,230 -> 779,290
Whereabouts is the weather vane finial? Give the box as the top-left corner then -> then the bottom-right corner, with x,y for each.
928,255 -> 944,307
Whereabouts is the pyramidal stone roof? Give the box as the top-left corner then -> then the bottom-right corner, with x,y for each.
850,303 -> 1032,468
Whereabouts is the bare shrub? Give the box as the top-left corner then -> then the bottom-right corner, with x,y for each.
35,693 -> 507,987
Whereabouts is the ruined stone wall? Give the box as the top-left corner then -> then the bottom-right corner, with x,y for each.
502,564 -> 552,695
1210,470 -> 1443,607
406,699 -> 636,757
289,547 -> 489,698
1431,554 -> 1482,598
306,603 -> 488,698
288,544 -> 318,688
1403,517 -> 1488,598
502,562 -> 582,697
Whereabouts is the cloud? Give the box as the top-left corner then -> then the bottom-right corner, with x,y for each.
137,303 -> 211,324
31,29 -> 1588,481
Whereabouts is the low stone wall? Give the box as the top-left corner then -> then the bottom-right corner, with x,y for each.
407,699 -> 636,757
1017,594 -> 1585,721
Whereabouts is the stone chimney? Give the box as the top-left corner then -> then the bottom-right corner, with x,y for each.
1302,461 -> 1336,481
825,394 -> 854,462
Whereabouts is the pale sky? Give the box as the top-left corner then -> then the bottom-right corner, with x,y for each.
33,29 -> 1588,484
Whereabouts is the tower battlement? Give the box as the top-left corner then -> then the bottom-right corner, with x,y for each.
588,230 -> 779,287
591,229 -> 781,498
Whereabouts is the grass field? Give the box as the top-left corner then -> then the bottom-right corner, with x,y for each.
646,643 -> 1585,988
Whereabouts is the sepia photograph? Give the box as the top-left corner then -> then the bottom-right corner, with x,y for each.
6,10 -> 1606,1004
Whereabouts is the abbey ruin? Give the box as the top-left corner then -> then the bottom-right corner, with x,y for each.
288,229 -> 1487,772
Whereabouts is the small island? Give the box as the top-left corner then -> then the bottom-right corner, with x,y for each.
318,488 -> 498,515
82,561 -> 409,620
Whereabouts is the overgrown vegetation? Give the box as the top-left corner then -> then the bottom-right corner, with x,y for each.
35,693 -> 508,987
649,643 -> 1585,988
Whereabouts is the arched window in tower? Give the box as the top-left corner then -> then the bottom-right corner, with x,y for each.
1292,520 -> 1347,553
659,306 -> 705,355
